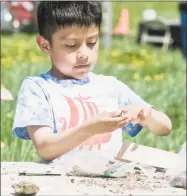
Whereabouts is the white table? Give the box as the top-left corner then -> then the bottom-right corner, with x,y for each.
1,162 -> 186,196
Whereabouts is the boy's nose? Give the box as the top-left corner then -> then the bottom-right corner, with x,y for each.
77,52 -> 86,59
76,44 -> 89,61
76,52 -> 88,62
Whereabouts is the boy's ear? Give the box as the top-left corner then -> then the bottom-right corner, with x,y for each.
36,35 -> 51,55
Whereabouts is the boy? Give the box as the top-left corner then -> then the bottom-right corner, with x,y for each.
12,2 -> 172,162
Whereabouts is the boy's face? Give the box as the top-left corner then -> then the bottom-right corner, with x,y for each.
37,25 -> 99,79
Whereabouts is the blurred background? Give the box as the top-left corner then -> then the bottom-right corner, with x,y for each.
1,1 -> 186,161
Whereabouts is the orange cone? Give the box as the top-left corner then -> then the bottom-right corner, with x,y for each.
113,9 -> 130,35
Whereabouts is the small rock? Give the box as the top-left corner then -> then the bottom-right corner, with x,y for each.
12,181 -> 39,195
170,170 -> 186,189
71,178 -> 75,183
134,167 -> 141,171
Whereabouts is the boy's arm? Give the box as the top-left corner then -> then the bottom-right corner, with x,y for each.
139,108 -> 172,136
123,105 -> 172,136
113,77 -> 172,136
27,123 -> 93,161
28,110 -> 130,161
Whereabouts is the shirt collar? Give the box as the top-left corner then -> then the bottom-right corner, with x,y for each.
40,71 -> 90,87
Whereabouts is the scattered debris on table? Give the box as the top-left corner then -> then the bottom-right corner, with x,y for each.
2,141 -> 186,195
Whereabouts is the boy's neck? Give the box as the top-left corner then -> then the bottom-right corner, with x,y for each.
50,67 -> 75,80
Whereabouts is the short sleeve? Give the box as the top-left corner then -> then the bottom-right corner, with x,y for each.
12,78 -> 54,140
113,78 -> 153,108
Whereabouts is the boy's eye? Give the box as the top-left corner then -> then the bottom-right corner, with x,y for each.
64,41 -> 97,48
65,44 -> 76,48
87,42 -> 97,46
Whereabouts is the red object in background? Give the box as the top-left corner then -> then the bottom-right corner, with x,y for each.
8,1 -> 34,23
113,9 -> 130,35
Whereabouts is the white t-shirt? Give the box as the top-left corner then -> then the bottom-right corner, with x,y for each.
12,71 -> 151,161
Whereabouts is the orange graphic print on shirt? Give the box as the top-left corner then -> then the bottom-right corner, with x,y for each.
60,95 -> 112,150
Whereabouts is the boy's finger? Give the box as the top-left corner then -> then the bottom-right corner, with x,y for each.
118,119 -> 131,127
112,111 -> 130,123
126,107 -> 142,120
110,110 -> 127,117
107,115 -> 129,126
131,117 -> 140,124
116,116 -> 130,124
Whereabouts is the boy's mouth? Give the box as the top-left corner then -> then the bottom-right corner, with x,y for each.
75,64 -> 90,68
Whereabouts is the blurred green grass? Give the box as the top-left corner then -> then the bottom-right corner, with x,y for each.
1,2 -> 186,161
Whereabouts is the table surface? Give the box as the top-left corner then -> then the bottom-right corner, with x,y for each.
1,162 -> 186,196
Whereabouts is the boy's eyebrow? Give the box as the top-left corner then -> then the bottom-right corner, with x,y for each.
59,33 -> 99,40
87,35 -> 98,40
87,33 -> 99,39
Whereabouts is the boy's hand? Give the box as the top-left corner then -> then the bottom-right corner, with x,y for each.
122,105 -> 152,125
85,110 -> 131,135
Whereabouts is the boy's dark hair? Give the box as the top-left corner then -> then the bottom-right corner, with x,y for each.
37,1 -> 102,42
